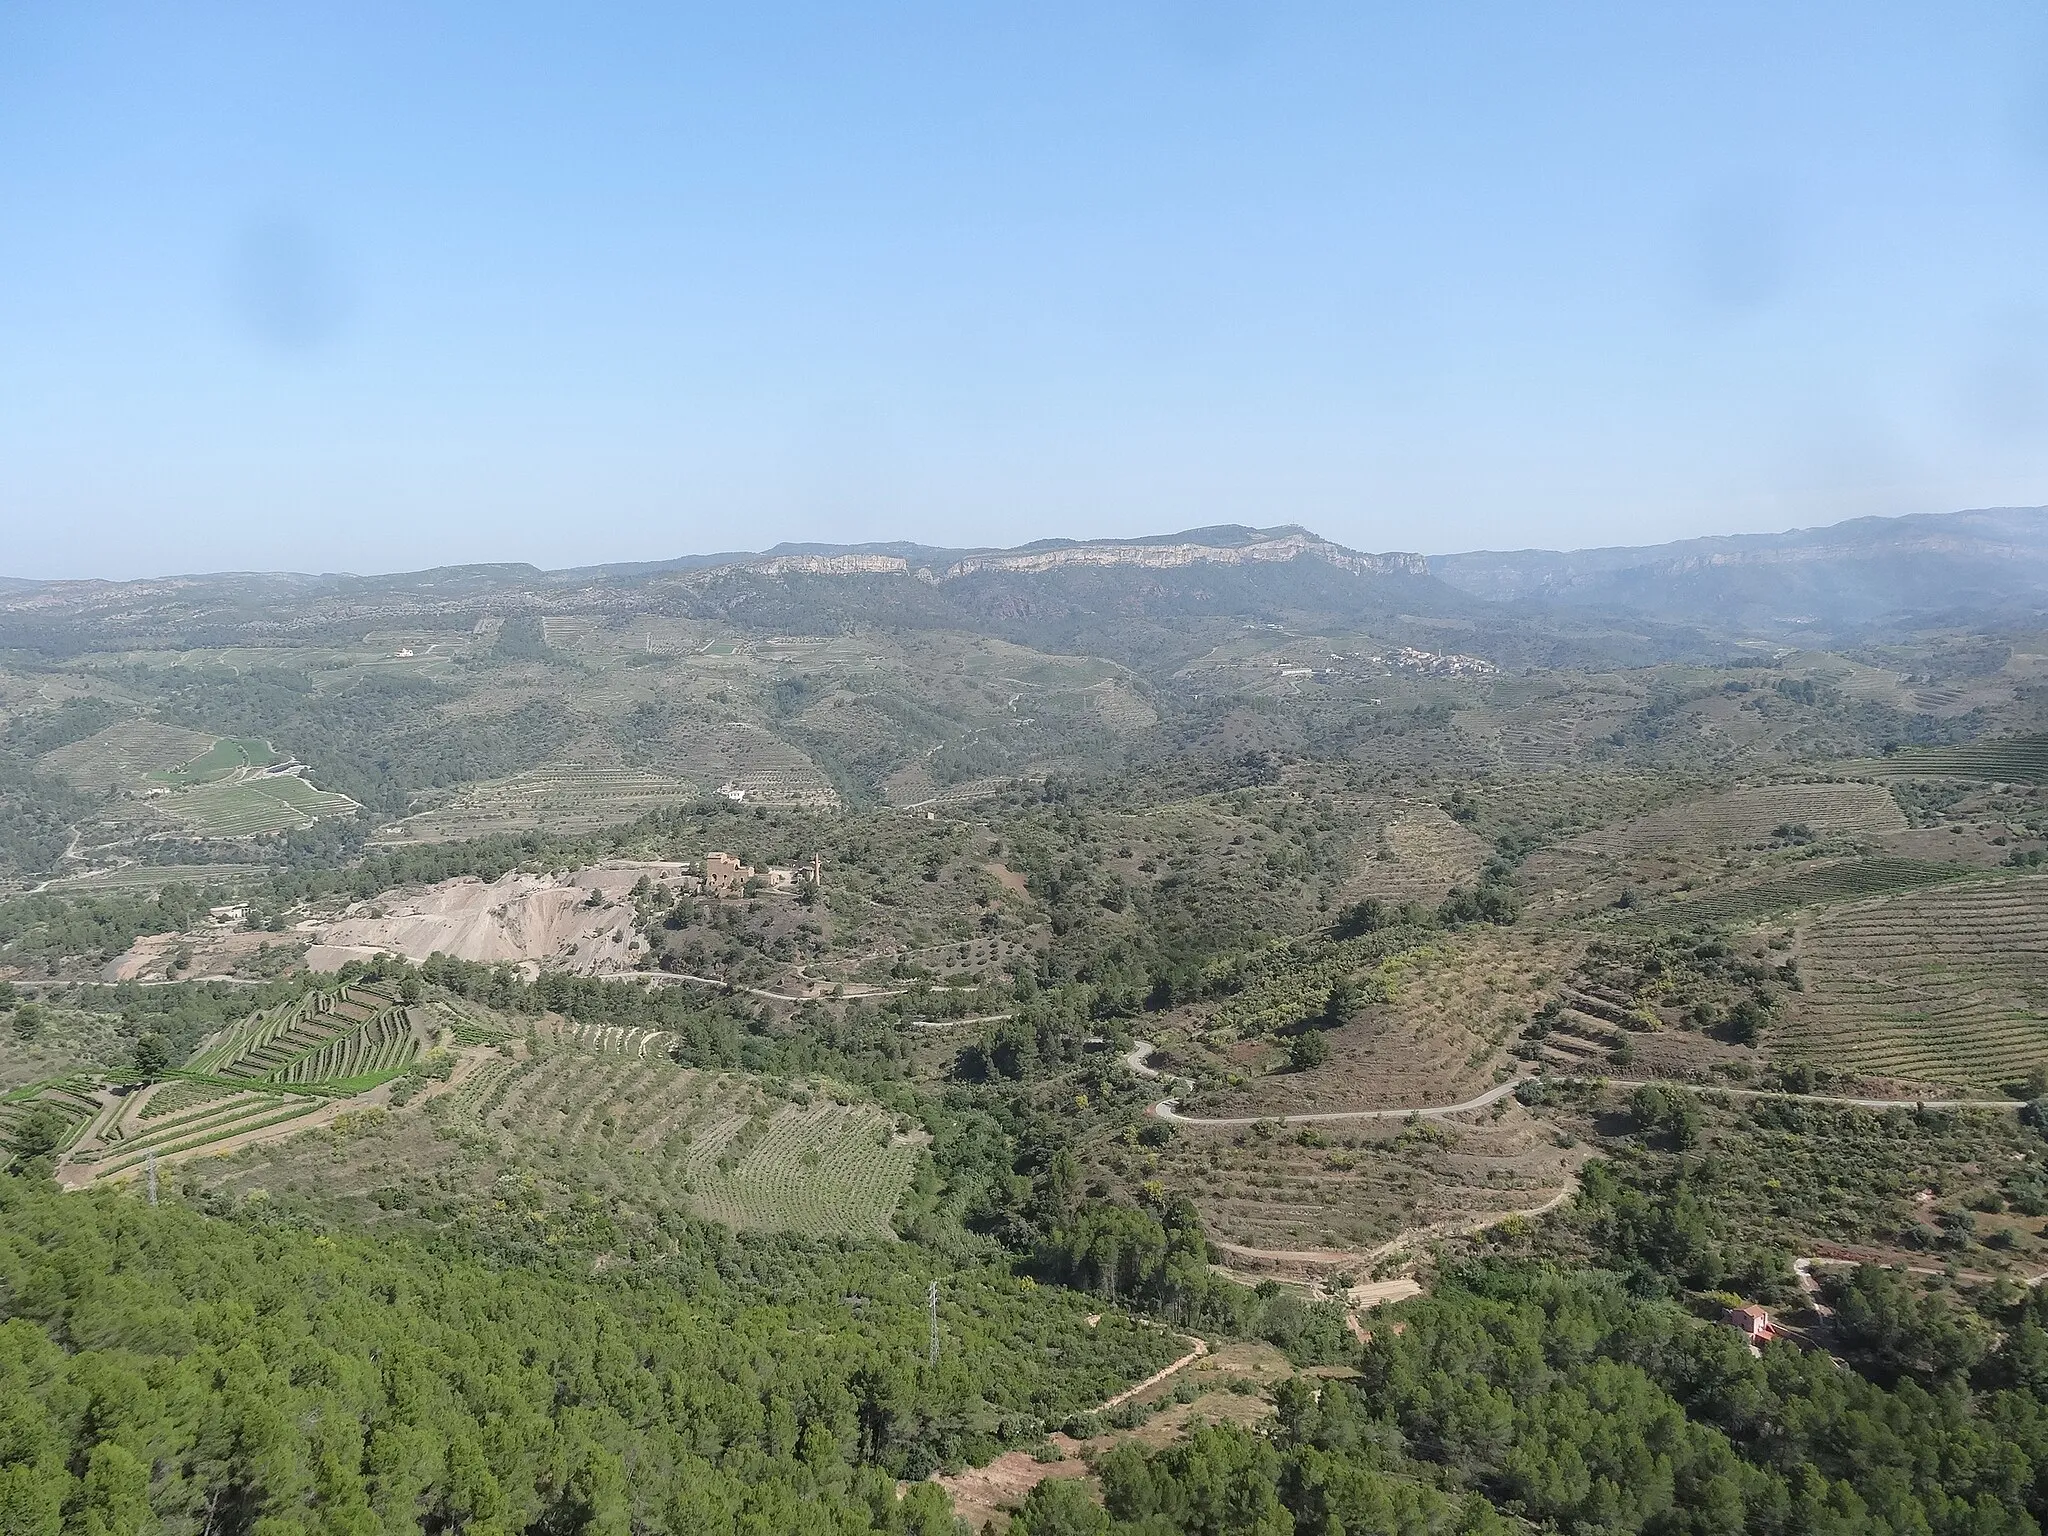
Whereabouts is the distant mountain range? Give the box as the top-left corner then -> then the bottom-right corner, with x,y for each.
1430,506 -> 2048,634
3,507 -> 2046,653
0,525 -> 1458,665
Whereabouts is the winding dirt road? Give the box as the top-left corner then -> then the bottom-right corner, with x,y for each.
1126,1040 -> 2022,1127
627,971 -> 996,1005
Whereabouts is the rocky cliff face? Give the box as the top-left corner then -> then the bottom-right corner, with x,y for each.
934,531 -> 1425,580
719,553 -> 912,578
699,528 -> 1426,583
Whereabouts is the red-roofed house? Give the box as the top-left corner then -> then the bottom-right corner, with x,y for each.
1724,1304 -> 1775,1343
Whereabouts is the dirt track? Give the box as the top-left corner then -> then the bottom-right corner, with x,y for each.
929,1338 -> 1292,1529
1098,1334 -> 1208,1411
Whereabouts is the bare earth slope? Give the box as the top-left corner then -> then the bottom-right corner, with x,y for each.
304,862 -> 687,973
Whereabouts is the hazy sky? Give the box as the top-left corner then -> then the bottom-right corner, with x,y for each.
5,3 -> 2048,578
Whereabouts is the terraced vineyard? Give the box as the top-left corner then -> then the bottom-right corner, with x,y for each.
191,982 -> 421,1083
1123,1102 -> 1578,1254
77,1091 -> 328,1181
384,764 -> 700,840
645,719 -> 841,807
43,863 -> 267,893
0,1075 -> 106,1155
1782,873 -> 2048,1087
47,982 -> 426,1184
539,1020 -> 676,1056
446,1041 -> 919,1238
1848,734 -> 2048,784
883,774 -> 1018,810
435,997 -> 522,1047
1579,781 -> 1906,859
385,721 -> 838,841
28,719 -> 356,839
538,615 -> 591,648
273,1009 -> 420,1084
37,719 -> 216,790
1352,806 -> 1490,904
1637,856 -> 1973,925
1183,927 -> 1575,1117
1472,693 -> 1643,772
688,1101 -> 914,1236
1487,714 -> 1598,771
138,1079 -> 239,1119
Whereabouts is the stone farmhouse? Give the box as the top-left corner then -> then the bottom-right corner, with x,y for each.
698,852 -> 822,898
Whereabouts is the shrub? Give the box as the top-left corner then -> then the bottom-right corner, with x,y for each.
1288,1031 -> 1330,1071
1322,978 -> 1364,1027
5,1103 -> 67,1170
1011,1478 -> 1109,1535
131,1032 -> 174,1079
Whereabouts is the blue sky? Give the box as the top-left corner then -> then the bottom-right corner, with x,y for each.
4,3 -> 2048,578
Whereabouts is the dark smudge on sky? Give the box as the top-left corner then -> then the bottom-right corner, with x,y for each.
1683,183 -> 1789,315
226,212 -> 350,353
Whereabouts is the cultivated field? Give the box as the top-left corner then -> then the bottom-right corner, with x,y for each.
148,735 -> 278,787
1782,873 -> 2048,1087
160,772 -> 359,837
1099,1101 -> 1577,1257
443,1038 -> 921,1238
1183,928 -> 1576,1116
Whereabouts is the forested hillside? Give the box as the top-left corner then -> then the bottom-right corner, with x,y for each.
0,1174 -> 1175,1535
